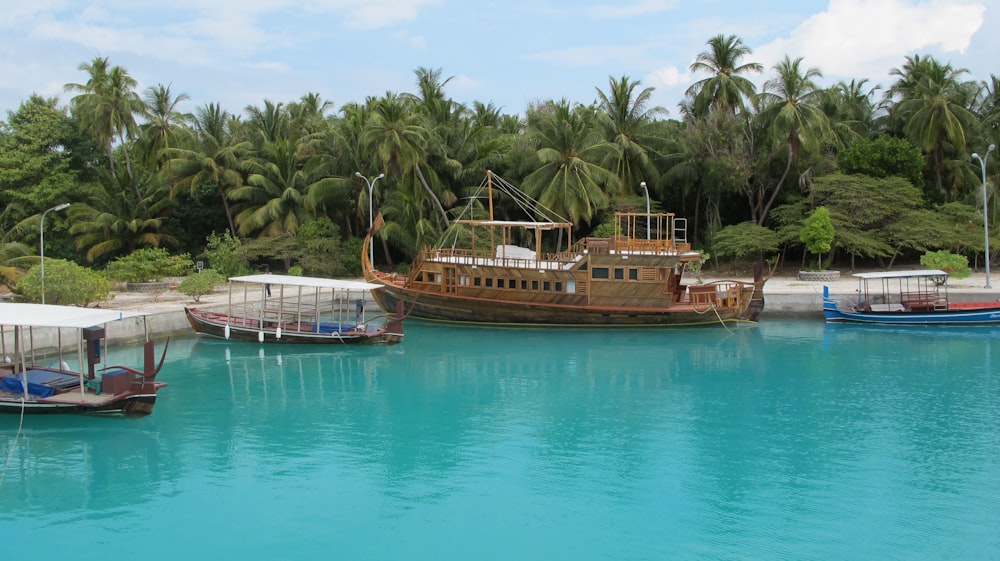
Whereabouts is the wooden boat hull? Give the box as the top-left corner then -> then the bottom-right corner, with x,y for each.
822,286 -> 1000,325
823,299 -> 1000,325
0,390 -> 160,415
185,308 -> 404,345
369,279 -> 763,326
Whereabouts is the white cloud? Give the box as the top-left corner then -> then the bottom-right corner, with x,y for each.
646,65 -> 690,87
755,0 -> 986,79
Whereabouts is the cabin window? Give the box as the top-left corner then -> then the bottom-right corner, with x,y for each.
486,278 -> 494,287
555,282 -> 563,292
544,281 -> 551,291
614,268 -> 624,280
566,281 -> 576,294
460,275 -> 470,286
474,277 -> 482,287
498,278 -> 506,289
532,280 -> 539,291
629,268 -> 638,280
592,267 -> 609,279
521,280 -> 528,290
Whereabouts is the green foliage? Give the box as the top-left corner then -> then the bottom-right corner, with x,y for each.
686,252 -> 710,284
105,247 -> 192,283
712,221 -> 781,261
800,207 -> 835,269
15,260 -> 111,305
297,218 -> 357,277
177,269 -> 224,302
775,174 -> 931,265
205,231 -> 250,278
0,95 -> 86,215
589,220 -> 618,238
837,135 -> 924,186
920,250 -> 971,279
288,265 -> 303,276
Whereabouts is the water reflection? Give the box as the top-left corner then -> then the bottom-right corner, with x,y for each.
1,321 -> 996,561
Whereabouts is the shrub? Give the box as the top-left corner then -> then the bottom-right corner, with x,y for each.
800,207 -> 835,270
16,260 -> 112,306
178,269 -> 225,302
105,248 -> 193,283
920,250 -> 971,279
205,231 -> 250,278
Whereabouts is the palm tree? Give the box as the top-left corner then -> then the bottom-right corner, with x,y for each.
362,92 -> 451,229
595,75 -> 668,197
244,99 -> 290,146
229,138 -> 343,239
888,55 -> 980,201
686,34 -> 763,117
0,206 -> 37,289
755,56 -> 832,225
164,103 -> 250,234
68,169 -> 176,262
522,100 -> 619,245
819,79 -> 881,145
65,58 -> 143,190
137,84 -> 193,172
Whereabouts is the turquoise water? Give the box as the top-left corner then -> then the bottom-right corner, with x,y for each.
1,319 -> 998,560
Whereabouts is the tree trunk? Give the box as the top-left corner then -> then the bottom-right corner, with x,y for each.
414,166 -> 450,230
758,144 -> 794,226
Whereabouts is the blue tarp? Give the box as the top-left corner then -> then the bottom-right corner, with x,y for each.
0,369 -> 80,397
314,322 -> 356,334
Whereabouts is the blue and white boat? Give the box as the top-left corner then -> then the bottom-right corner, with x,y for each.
822,269 -> 1000,325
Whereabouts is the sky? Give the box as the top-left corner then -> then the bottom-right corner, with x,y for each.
0,0 -> 997,120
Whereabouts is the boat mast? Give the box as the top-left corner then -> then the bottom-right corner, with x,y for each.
487,170 -> 496,252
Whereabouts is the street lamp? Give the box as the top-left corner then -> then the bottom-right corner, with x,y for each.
640,181 -> 650,240
973,144 -> 996,289
355,172 -> 385,267
40,202 -> 70,304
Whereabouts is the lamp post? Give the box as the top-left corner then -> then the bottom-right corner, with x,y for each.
355,172 -> 385,267
640,181 -> 650,240
973,144 -> 996,289
40,202 -> 70,304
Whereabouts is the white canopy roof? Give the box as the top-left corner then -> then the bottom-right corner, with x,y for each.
852,269 -> 948,279
229,274 -> 383,291
0,303 -> 147,329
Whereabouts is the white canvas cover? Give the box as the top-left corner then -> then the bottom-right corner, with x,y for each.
0,303 -> 146,329
229,274 -> 383,291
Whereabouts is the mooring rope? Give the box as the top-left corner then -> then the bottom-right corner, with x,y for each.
0,399 -> 26,492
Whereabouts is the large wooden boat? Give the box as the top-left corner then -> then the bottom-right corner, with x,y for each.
363,172 -> 765,327
823,269 -> 1000,325
0,303 -> 169,415
185,274 -> 404,344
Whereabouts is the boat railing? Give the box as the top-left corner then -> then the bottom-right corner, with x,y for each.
423,247 -> 578,270
899,291 -> 948,311
683,281 -> 745,307
569,236 -> 690,255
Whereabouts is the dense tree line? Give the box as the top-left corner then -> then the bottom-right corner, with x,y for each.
1,35 -> 998,287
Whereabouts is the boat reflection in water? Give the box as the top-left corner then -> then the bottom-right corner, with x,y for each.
2,321 -> 996,561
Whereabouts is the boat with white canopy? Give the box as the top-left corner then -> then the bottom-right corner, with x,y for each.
0,303 -> 169,415
184,273 -> 404,345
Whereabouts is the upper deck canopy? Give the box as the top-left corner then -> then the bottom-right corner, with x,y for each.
455,219 -> 572,230
852,270 -> 948,280
229,274 -> 384,291
0,303 -> 146,329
